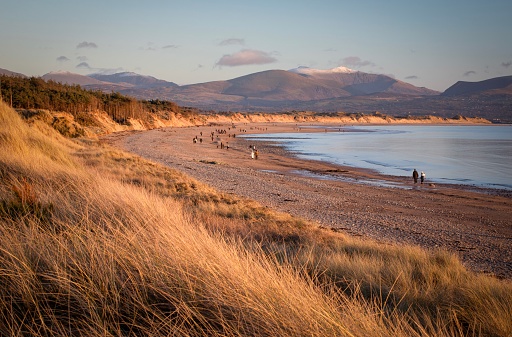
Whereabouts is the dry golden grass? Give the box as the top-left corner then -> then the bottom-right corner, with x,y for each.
1,101 -> 511,336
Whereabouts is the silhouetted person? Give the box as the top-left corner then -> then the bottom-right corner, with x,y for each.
413,169 -> 419,184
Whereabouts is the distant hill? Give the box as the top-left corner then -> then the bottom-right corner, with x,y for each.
88,72 -> 178,88
188,69 -> 353,100
442,76 -> 512,96
0,68 -> 27,78
37,71 -> 178,97
42,71 -> 108,86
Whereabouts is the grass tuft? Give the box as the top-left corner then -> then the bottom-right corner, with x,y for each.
0,177 -> 54,225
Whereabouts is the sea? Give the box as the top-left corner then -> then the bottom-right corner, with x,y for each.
243,125 -> 512,191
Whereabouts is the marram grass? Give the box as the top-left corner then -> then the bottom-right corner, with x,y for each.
1,102 -> 511,336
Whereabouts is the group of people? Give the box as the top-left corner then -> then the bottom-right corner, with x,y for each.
412,169 -> 426,184
191,128 -> 253,156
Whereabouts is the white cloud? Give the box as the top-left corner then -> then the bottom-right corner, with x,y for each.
216,49 -> 277,67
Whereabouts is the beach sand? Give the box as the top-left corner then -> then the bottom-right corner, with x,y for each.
105,122 -> 512,279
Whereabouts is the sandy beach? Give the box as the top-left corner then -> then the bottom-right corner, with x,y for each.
105,122 -> 512,279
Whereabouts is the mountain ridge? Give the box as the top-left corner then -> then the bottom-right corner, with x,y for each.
289,66 -> 439,96
6,66 -> 440,100
0,68 -> 27,78
89,72 -> 178,89
2,66 -> 511,121
129,68 -> 441,111
42,71 -> 109,86
442,75 -> 512,96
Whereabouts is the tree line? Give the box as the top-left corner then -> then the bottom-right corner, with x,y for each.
0,75 -> 189,124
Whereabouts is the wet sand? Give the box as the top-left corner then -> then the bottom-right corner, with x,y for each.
104,122 -> 512,279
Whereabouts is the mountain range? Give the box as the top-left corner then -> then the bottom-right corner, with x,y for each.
37,66 -> 440,109
1,66 -> 511,122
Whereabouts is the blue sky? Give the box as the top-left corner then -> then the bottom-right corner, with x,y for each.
1,0 -> 511,91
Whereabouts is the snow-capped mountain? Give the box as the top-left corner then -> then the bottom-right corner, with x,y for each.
39,70 -> 178,93
287,66 -> 438,96
289,66 -> 356,75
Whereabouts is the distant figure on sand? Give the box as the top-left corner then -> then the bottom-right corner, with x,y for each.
421,171 -> 425,184
412,169 -> 419,184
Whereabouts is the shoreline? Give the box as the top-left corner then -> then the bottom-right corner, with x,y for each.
104,122 -> 512,279
239,127 -> 512,198
232,122 -> 512,198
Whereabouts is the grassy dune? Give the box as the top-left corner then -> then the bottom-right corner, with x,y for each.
1,101 -> 511,336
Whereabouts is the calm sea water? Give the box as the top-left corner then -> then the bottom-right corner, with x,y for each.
244,125 -> 512,191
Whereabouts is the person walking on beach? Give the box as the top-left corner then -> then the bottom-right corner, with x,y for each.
413,169 -> 419,184
421,171 -> 425,184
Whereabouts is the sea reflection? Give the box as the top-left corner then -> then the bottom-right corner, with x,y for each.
244,125 -> 512,190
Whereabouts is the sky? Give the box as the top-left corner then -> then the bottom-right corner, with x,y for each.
1,0 -> 511,91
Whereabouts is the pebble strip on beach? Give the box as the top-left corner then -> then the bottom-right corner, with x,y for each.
106,124 -> 512,279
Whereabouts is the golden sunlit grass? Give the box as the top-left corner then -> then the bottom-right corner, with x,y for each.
1,101 -> 511,336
